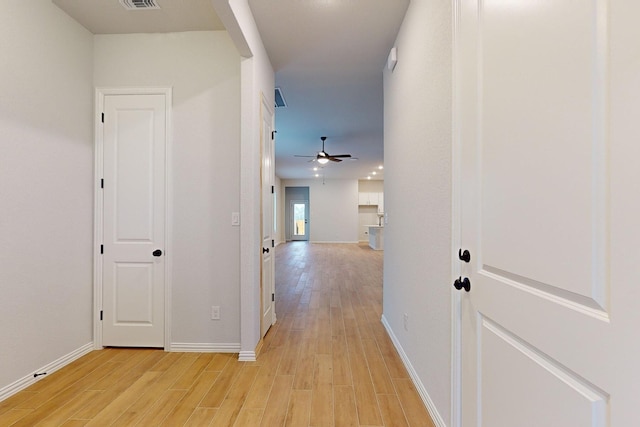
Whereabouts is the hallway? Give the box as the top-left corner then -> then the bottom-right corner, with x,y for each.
268,242 -> 433,426
0,243 -> 433,426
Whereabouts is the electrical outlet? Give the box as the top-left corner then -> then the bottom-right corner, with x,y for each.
403,313 -> 409,331
211,306 -> 220,320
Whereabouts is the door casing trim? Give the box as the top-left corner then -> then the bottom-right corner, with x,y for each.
93,87 -> 173,351
451,1 -> 462,426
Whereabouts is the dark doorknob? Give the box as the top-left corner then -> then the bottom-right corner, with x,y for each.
263,247 -> 270,254
153,249 -> 162,257
458,249 -> 471,263
453,277 -> 471,292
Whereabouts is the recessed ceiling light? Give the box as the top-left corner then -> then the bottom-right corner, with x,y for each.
378,165 -> 384,170
372,171 -> 377,175
313,167 -> 318,171
367,176 -> 371,180
315,174 -> 320,177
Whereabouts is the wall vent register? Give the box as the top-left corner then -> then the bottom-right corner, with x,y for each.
119,0 -> 160,10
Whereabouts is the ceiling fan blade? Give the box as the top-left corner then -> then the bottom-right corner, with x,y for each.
294,155 -> 316,158
328,154 -> 351,158
329,158 -> 343,162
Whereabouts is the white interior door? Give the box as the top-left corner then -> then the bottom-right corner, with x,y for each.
260,95 -> 275,338
290,200 -> 309,241
102,92 -> 166,348
457,0 -> 640,425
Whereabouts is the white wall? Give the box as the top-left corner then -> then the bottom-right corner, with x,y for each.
94,31 -> 242,346
212,0 -> 275,357
274,176 -> 285,244
0,1 -> 94,391
358,179 -> 384,193
383,0 -> 452,424
358,206 -> 379,242
282,179 -> 359,243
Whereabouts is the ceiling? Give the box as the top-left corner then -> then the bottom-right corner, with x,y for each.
53,0 -> 226,33
53,0 -> 409,181
248,0 -> 408,181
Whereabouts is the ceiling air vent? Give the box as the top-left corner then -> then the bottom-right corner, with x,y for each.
275,87 -> 287,108
119,0 -> 161,10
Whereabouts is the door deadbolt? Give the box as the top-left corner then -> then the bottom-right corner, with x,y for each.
453,277 -> 471,292
458,249 -> 471,263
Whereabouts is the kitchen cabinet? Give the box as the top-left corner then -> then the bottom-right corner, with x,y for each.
358,192 -> 383,208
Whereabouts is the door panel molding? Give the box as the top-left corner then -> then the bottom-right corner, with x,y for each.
94,87 -> 172,350
475,0 -> 610,310
479,316 -> 607,426
480,266 -> 608,318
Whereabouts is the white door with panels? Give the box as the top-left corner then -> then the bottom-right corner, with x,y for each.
101,92 -> 167,348
457,0 -> 640,425
260,95 -> 276,338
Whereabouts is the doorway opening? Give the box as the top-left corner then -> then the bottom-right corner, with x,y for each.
284,187 -> 310,241
291,200 -> 309,241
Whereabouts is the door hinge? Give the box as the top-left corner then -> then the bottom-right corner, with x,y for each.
271,130 -> 277,140
100,310 -> 103,321
272,239 -> 275,248
100,178 -> 104,189
100,244 -> 103,254
101,113 -> 104,123
272,293 -> 275,302
271,185 -> 274,194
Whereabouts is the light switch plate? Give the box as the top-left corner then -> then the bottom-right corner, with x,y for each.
231,212 -> 240,226
211,306 -> 220,320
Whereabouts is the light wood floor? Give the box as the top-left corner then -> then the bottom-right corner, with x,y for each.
0,242 -> 434,426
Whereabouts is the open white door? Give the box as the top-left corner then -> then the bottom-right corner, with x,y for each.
260,95 -> 276,338
101,92 -> 167,348
457,0 -> 640,425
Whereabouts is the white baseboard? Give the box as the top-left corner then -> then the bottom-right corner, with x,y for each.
0,342 -> 94,403
311,241 -> 359,244
170,343 -> 241,353
381,315 -> 447,427
238,351 -> 256,362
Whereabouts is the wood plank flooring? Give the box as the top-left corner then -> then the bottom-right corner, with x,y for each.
0,242 -> 434,426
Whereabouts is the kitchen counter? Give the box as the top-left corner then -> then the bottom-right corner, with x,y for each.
365,225 -> 384,250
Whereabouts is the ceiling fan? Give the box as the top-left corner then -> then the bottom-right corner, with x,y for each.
294,136 -> 353,164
